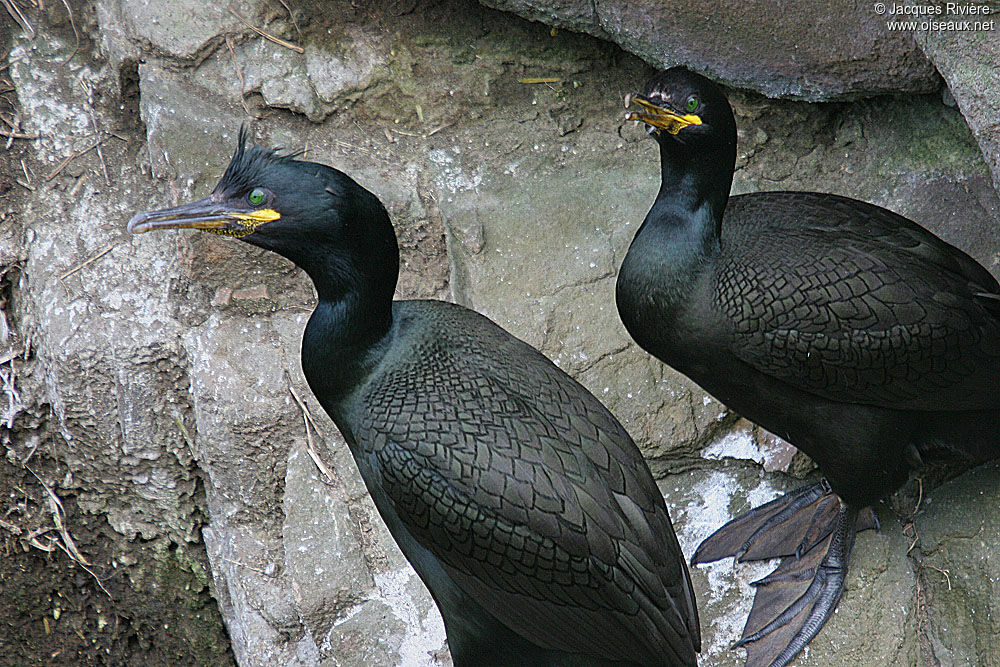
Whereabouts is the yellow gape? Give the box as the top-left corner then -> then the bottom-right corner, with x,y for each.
624,94 -> 702,135
210,209 -> 282,238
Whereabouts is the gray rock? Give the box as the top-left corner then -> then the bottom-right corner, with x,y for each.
102,0 -> 266,61
9,33 -> 202,544
478,0 -> 939,100
136,65 -> 242,181
662,467 -> 918,666
908,14 -> 1000,201
477,0 -> 1000,207
913,462 -> 1000,665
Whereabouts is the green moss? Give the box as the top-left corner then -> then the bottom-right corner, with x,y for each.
868,96 -> 984,177
153,542 -> 212,609
141,541 -> 232,665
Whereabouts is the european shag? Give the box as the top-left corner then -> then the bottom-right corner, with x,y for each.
617,68 -> 1000,667
129,129 -> 700,666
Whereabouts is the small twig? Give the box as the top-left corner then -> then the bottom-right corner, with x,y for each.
14,179 -> 33,191
426,122 -> 454,137
2,502 -> 19,520
518,77 -> 560,84
25,466 -> 91,566
286,373 -> 336,486
172,415 -> 195,450
225,36 -> 252,116
0,350 -> 21,366
68,172 -> 87,197
2,0 -> 35,39
333,139 -> 373,156
28,535 -> 56,552
0,351 -> 23,428
87,107 -> 109,185
44,137 -> 109,182
0,517 -> 21,535
274,0 -> 301,38
57,0 -> 80,63
923,563 -> 952,591
52,538 -> 113,599
49,498 -> 89,566
26,525 -> 54,542
221,557 -> 266,575
903,477 -> 924,554
21,466 -> 115,602
58,244 -> 116,281
904,522 -> 919,554
77,82 -> 109,184
21,438 -> 38,465
5,109 -> 20,149
228,7 -> 303,53
0,128 -> 38,140
19,158 -> 31,186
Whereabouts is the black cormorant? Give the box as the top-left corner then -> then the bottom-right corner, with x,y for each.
617,68 -> 1000,667
128,128 -> 700,666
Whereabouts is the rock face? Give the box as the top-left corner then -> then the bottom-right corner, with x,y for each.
478,0 -> 940,100
913,462 -> 1000,665
478,0 -> 1000,193
908,18 -> 1000,197
2,1 -> 999,666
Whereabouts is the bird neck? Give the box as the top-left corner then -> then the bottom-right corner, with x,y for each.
653,136 -> 734,239
297,205 -> 400,405
302,291 -> 392,406
629,137 -> 735,269
617,136 -> 734,323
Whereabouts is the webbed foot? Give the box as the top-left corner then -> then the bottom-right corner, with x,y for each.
692,480 -> 878,667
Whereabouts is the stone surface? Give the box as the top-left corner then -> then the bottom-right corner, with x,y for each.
478,0 -> 939,100
906,9 -> 1000,200
663,466 -> 919,666
100,0 -> 266,61
478,0 -> 1000,237
913,462 -> 1000,666
3,1 -> 999,665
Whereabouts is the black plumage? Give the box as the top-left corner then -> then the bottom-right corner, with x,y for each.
618,68 -> 1000,667
128,129 -> 700,666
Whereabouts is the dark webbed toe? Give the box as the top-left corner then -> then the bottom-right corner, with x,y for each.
691,482 -> 880,667
692,480 -> 835,566
736,503 -> 858,667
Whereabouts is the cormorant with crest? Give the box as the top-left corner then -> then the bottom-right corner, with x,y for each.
129,128 -> 701,666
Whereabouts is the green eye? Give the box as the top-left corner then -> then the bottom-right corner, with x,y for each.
248,188 -> 265,205
685,96 -> 699,113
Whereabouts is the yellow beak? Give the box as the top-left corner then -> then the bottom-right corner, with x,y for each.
624,94 -> 702,135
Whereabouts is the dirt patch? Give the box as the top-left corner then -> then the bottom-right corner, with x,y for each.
0,446 -> 233,666
0,368 -> 234,666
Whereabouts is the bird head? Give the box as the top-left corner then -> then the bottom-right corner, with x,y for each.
128,127 -> 398,298
625,67 -> 736,152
